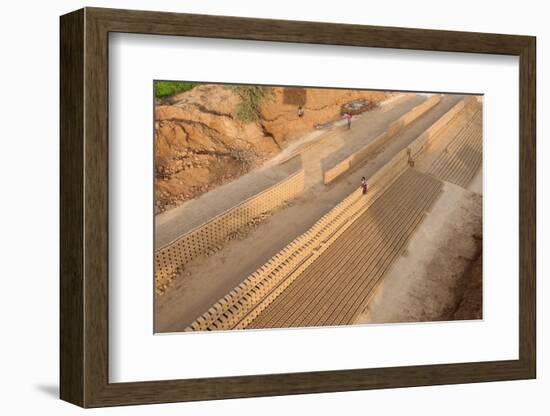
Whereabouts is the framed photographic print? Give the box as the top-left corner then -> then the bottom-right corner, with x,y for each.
60,7 -> 536,408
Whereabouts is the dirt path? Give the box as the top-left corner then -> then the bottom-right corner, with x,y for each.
155,94 -> 464,332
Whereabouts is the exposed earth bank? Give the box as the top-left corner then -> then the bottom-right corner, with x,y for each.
155,84 -> 388,213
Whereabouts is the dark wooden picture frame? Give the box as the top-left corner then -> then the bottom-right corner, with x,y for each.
60,7 -> 536,408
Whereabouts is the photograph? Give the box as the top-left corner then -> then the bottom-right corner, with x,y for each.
1,0 -> 541,411
153,82 -> 483,333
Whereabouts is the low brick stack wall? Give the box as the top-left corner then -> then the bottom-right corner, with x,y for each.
155,170 -> 305,288
386,95 -> 442,137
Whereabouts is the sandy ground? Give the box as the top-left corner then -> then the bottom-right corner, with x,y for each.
155,95 -> 465,332
354,180 -> 482,324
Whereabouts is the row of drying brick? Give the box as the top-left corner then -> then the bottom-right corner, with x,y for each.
246,169 -> 443,329
184,152 -> 410,331
427,109 -> 482,188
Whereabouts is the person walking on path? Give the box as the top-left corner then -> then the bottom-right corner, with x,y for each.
361,177 -> 368,195
344,112 -> 353,129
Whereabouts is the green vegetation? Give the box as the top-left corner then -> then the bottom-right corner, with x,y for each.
230,86 -> 273,122
155,81 -> 200,98
154,82 -> 272,122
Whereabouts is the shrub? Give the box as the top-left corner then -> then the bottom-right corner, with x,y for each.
155,81 -> 200,98
230,86 -> 273,122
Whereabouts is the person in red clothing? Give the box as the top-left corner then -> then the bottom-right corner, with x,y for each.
361,177 -> 368,194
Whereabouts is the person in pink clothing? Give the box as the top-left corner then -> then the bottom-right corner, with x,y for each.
344,112 -> 353,129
